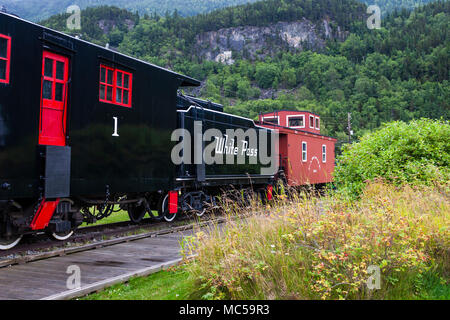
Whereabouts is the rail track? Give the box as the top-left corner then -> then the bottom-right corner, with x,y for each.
0,213 -> 232,300
0,213 -> 225,268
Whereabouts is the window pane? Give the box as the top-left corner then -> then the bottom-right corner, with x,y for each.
316,119 -> 319,128
116,72 -> 123,87
44,58 -> 53,77
289,117 -> 303,127
116,88 -> 122,103
123,90 -> 129,105
100,67 -> 106,83
123,74 -> 129,88
0,37 -> 7,58
42,80 -> 53,99
264,118 -> 278,124
107,69 -> 113,85
56,61 -> 65,80
55,83 -> 63,101
106,86 -> 113,101
100,85 -> 105,100
0,59 -> 5,80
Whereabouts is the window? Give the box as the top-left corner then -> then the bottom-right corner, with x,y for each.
0,34 -> 11,84
263,116 -> 279,125
302,142 -> 307,162
309,115 -> 314,128
99,64 -> 132,107
315,117 -> 320,130
287,115 -> 305,128
322,145 -> 326,163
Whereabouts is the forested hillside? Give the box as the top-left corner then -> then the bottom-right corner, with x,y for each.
39,0 -> 449,146
1,0 -> 440,22
362,0 -> 437,15
1,0 -> 259,22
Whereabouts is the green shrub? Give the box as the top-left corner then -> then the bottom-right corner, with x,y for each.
334,118 -> 450,196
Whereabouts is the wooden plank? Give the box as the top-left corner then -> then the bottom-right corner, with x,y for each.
41,257 -> 187,300
0,219 -> 209,299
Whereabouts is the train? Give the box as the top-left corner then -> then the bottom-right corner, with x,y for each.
0,11 -> 336,250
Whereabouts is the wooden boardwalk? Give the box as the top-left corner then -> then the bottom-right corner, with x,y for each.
0,228 -> 196,300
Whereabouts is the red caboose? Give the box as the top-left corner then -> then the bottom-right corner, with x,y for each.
258,110 -> 337,186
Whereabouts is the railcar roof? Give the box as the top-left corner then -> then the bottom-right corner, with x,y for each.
261,110 -> 321,117
0,11 -> 201,87
258,121 -> 337,141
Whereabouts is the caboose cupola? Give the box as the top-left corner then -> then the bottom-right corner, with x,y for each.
259,110 -> 321,134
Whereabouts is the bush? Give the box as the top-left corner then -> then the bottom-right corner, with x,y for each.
181,182 -> 449,300
334,118 -> 450,196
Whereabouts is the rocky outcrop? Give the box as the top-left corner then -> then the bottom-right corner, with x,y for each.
98,18 -> 136,34
194,18 -> 348,63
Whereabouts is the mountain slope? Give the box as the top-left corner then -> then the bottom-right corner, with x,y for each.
362,0 -> 438,15
39,0 -> 449,144
0,0 -> 259,22
1,0 -> 441,22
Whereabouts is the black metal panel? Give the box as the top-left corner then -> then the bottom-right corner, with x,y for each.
176,105 -> 275,184
44,146 -> 71,198
0,12 -> 200,201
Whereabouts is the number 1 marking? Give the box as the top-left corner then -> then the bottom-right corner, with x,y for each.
112,117 -> 119,137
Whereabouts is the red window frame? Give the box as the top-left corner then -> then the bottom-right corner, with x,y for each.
99,64 -> 132,108
0,34 -> 11,84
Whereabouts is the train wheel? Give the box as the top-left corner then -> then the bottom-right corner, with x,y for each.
128,204 -> 146,224
50,230 -> 74,241
195,208 -> 207,217
0,235 -> 23,250
159,194 -> 177,222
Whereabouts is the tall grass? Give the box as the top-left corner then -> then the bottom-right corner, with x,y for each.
181,182 -> 449,300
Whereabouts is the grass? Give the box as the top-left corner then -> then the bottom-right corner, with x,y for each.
80,264 -> 198,300
182,181 -> 449,300
80,181 -> 449,300
80,207 -> 159,227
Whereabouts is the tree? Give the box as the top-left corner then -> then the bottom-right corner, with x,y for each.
255,63 -> 280,89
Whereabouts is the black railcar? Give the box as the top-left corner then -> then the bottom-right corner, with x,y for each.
0,12 -> 275,249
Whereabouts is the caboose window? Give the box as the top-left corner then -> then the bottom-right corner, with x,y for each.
263,116 -> 279,125
315,117 -> 320,130
322,145 -> 326,163
0,34 -> 11,84
302,142 -> 307,162
99,64 -> 132,108
309,115 -> 314,129
287,115 -> 305,128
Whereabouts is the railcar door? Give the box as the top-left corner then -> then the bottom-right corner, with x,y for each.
39,51 -> 69,146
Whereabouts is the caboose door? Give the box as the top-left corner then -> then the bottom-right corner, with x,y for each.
39,51 -> 69,146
